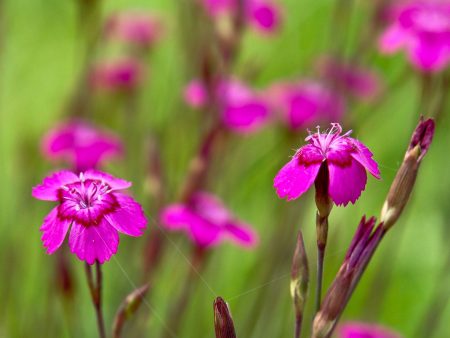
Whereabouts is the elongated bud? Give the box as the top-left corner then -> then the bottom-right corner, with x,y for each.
291,231 -> 309,338
113,284 -> 150,338
214,297 -> 236,338
381,117 -> 435,230
291,231 -> 309,316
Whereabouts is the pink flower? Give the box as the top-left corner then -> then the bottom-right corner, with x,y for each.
316,57 -> 381,100
267,80 -> 345,131
90,59 -> 144,92
274,123 -> 380,206
203,0 -> 281,33
184,79 -> 208,108
219,80 -> 271,133
42,120 -> 122,172
105,11 -> 164,47
378,1 -> 450,72
338,322 -> 402,338
183,78 -> 271,133
32,170 -> 147,264
161,192 -> 258,248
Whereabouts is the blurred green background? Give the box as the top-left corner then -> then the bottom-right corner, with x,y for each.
1,0 -> 449,337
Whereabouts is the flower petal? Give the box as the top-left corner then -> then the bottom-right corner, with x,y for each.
105,193 -> 147,236
224,222 -> 259,248
160,205 -> 195,230
408,35 -> 450,71
379,25 -> 409,54
351,139 -> 381,179
274,156 -> 321,201
189,218 -> 222,247
328,161 -> 367,206
69,221 -> 119,264
83,170 -> 131,190
40,207 -> 71,254
32,171 -> 79,201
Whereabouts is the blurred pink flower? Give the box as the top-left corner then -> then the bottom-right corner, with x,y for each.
317,57 -> 381,100
274,123 -> 380,205
203,0 -> 281,33
90,59 -> 144,92
378,1 -> 450,72
219,79 -> 271,133
42,120 -> 122,172
105,11 -> 164,47
184,79 -> 208,108
161,192 -> 258,248
338,322 -> 402,338
32,171 -> 147,264
183,78 -> 271,133
267,80 -> 345,131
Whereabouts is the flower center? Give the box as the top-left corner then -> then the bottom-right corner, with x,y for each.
306,123 -> 352,156
61,173 -> 112,211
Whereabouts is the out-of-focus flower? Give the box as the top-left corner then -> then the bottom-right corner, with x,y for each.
274,123 -> 380,205
338,322 -> 402,338
32,170 -> 147,264
184,79 -> 208,108
219,79 -> 271,133
316,57 -> 381,101
183,78 -> 271,133
203,0 -> 281,33
90,59 -> 144,92
161,192 -> 258,248
42,120 -> 122,172
267,80 -> 345,131
105,11 -> 164,48
378,1 -> 450,72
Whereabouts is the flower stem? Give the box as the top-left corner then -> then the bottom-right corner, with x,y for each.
315,212 -> 328,314
85,262 -> 106,338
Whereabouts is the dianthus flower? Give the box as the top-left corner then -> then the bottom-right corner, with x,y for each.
90,59 -> 144,92
161,192 -> 258,248
32,170 -> 147,264
203,0 -> 281,34
274,123 -> 380,205
105,11 -> 164,47
42,120 -> 122,172
267,80 -> 344,131
378,1 -> 450,72
338,322 -> 402,338
183,78 -> 271,133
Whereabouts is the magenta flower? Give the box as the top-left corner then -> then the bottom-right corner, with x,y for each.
267,80 -> 345,131
90,59 -> 144,92
32,170 -> 147,264
203,0 -> 281,33
161,192 -> 258,248
183,78 -> 271,133
339,322 -> 402,338
378,1 -> 450,72
219,79 -> 271,133
105,11 -> 164,48
42,120 -> 122,172
274,123 -> 380,205
184,79 -> 208,108
317,57 -> 381,101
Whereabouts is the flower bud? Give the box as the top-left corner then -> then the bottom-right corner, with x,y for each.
214,297 -> 236,338
291,231 -> 309,335
381,117 -> 435,230
113,284 -> 150,338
